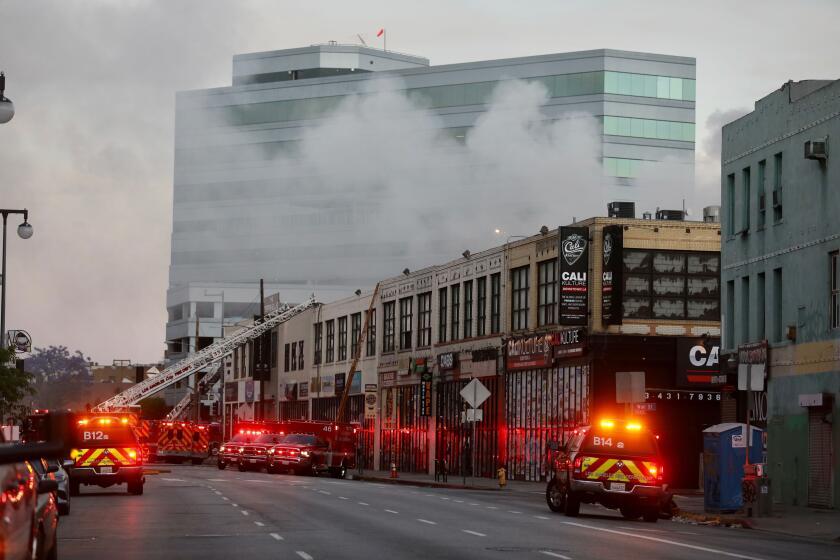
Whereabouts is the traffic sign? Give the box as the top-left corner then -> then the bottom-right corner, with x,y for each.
460,378 -> 490,409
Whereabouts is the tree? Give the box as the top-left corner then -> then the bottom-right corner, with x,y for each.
25,345 -> 92,383
0,347 -> 35,422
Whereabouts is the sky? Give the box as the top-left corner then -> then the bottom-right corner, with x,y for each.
1,0 -> 838,364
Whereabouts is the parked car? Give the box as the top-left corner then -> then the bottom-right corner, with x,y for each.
45,458 -> 73,515
27,459 -> 59,560
0,457 -> 38,560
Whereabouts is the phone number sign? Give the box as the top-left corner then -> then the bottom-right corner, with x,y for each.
645,389 -> 721,403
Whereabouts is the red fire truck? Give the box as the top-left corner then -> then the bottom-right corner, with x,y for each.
156,421 -> 216,465
266,421 -> 358,478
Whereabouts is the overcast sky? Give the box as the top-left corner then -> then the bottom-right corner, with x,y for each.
1,0 -> 838,364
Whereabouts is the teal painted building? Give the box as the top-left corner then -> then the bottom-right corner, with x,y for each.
721,79 -> 840,509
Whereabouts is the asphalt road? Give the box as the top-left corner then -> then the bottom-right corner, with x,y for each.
57,464 -> 837,560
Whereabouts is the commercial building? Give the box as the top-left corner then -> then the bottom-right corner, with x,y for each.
721,79 -> 840,509
167,44 -> 697,362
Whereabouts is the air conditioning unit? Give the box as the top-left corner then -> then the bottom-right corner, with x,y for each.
655,209 -> 685,221
773,188 -> 783,208
804,138 -> 828,160
608,201 -> 635,219
703,205 -> 721,223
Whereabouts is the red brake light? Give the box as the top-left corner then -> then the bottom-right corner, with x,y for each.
573,456 -> 583,472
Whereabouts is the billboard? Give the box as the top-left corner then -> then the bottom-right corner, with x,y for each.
559,226 -> 589,324
676,337 -> 725,389
601,225 -> 624,325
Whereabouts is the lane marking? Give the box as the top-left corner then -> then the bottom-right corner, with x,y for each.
208,478 -> 226,482
339,496 -> 349,500
232,503 -> 239,507
319,491 -> 331,495
617,526 -> 663,533
469,503 -> 479,506
539,552 -> 572,560
270,533 -> 283,541
161,478 -> 185,482
486,506 -> 498,510
241,510 -> 249,516
385,509 -> 399,514
296,552 -> 314,560
222,497 -> 229,501
417,519 -> 436,525
534,515 -> 551,520
214,491 -> 222,495
454,500 -> 465,503
245,479 -> 271,483
440,497 -> 450,500
254,521 -> 265,527
508,510 -> 522,514
562,522 -> 766,560
462,530 -> 486,537
358,502 -> 370,506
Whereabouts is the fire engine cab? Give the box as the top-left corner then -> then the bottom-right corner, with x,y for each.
546,419 -> 666,522
267,421 -> 358,478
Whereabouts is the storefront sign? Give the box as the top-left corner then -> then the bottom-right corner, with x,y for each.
676,337 -> 725,388
438,352 -> 457,371
364,386 -> 377,419
737,340 -> 768,391
645,389 -> 722,403
601,225 -> 624,325
224,382 -> 238,402
283,382 -> 298,401
412,357 -> 428,374
553,327 -> 587,358
559,226 -> 589,325
350,372 -> 362,395
471,347 -> 498,362
244,380 -> 255,403
506,333 -> 554,370
380,371 -> 396,387
334,373 -> 346,396
299,381 -> 309,398
419,371 -> 433,417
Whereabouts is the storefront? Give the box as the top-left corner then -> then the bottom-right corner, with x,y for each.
378,356 -> 431,474
504,328 -> 590,482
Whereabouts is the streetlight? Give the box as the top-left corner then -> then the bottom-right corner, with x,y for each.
1,209 -> 34,347
0,72 -> 14,124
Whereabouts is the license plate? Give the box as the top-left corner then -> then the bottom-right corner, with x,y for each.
249,459 -> 257,464
281,460 -> 290,465
611,482 -> 626,492
100,467 -> 113,474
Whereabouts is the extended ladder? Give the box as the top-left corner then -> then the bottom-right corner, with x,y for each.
165,361 -> 223,421
93,296 -> 317,411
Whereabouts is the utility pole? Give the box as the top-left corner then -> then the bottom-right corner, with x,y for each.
259,278 -> 265,421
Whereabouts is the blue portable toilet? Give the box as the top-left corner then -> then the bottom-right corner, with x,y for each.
702,423 -> 764,513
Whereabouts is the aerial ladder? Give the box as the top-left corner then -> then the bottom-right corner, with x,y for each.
165,362 -> 223,421
93,296 -> 318,412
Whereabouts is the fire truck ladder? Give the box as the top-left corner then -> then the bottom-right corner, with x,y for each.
165,361 -> 223,421
93,296 -> 318,412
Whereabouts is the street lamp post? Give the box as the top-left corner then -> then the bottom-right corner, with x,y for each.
1,209 -> 33,347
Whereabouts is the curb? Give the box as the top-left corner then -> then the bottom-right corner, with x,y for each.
356,475 -> 501,491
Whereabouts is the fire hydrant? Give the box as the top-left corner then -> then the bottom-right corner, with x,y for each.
497,466 -> 507,489
390,462 -> 399,479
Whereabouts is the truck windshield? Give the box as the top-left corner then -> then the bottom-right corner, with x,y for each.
280,434 -> 321,445
255,433 -> 285,444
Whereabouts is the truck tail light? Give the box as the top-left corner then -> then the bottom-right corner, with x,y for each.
573,456 -> 583,473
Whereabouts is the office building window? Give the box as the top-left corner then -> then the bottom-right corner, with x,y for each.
451,284 -> 461,341
537,260 -> 557,326
477,277 -> 487,336
831,252 -> 840,330
726,173 -> 736,236
603,116 -> 694,142
351,312 -> 362,358
757,272 -> 766,339
338,316 -> 348,361
742,166 -> 751,233
490,273 -> 501,334
418,292 -> 432,347
298,340 -> 304,370
399,297 -> 413,350
313,322 -> 322,365
773,152 -> 783,223
438,288 -> 448,343
773,268 -> 783,342
463,281 -> 473,339
326,319 -> 335,363
383,301 -> 396,353
366,309 -> 376,356
623,251 -> 720,321
290,340 -> 297,371
726,280 -> 735,350
757,160 -> 766,229
511,266 -> 530,330
284,343 -> 290,372
740,276 -> 750,345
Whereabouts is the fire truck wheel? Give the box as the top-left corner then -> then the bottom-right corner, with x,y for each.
266,464 -> 277,474
128,481 -> 144,495
546,479 -> 566,513
620,506 -> 641,520
642,507 -> 659,523
69,481 -> 80,497
217,461 -> 226,470
563,493 -> 580,517
333,462 -> 347,479
238,462 -> 247,472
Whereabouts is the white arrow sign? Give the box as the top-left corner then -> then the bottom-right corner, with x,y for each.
460,378 -> 491,409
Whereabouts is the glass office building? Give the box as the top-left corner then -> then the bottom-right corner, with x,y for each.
166,45 -> 696,359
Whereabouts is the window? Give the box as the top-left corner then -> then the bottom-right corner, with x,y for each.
726,173 -> 736,236
270,329 -> 278,368
326,320 -> 335,363
773,152 -> 783,223
831,253 -> 839,330
313,322 -> 322,365
290,340 -> 297,371
399,297 -> 413,350
603,116 -> 694,142
740,276 -> 750,345
463,281 -> 473,339
742,167 -> 751,233
603,157 -> 645,178
297,340 -> 304,370
757,160 -> 766,229
366,309 -> 376,356
537,260 -> 557,326
490,273 -> 501,334
511,266 -> 530,330
757,272 -> 766,339
196,301 -> 214,318
351,313 -> 362,358
383,301 -> 396,352
623,251 -> 720,321
338,316 -> 348,361
773,268 -> 783,342
438,288 -> 448,343
725,280 -> 735,350
603,71 -> 696,101
450,285 -> 461,340
477,277 -> 487,336
284,343 -> 290,372
417,292 -> 432,347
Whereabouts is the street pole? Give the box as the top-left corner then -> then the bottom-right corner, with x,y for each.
259,278 -> 265,421
0,209 -> 33,348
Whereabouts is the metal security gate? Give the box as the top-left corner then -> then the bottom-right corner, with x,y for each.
435,377 -> 500,478
279,401 -> 308,420
379,385 -> 430,473
808,407 -> 833,508
505,365 -> 590,481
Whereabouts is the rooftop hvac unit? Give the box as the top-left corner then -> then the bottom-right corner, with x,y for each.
703,205 -> 721,223
655,209 -> 685,221
607,201 -> 635,219
642,211 -> 653,220
804,138 -> 828,160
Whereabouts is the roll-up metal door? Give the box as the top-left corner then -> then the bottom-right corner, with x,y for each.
807,407 -> 832,508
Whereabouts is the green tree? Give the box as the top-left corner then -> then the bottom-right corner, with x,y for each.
0,347 -> 35,422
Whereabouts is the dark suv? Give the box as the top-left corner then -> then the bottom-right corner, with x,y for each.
546,420 -> 666,522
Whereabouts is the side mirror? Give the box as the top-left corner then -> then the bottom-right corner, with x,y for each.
62,459 -> 74,470
37,479 -> 58,494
